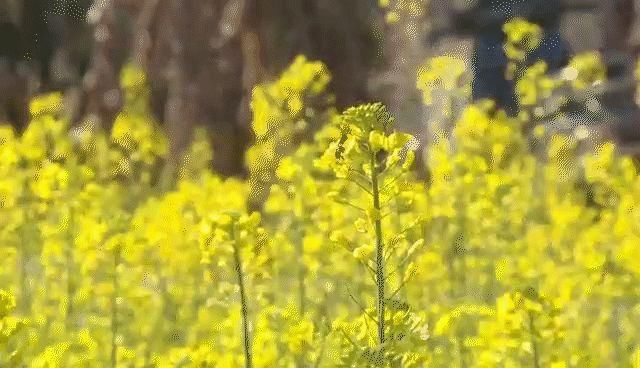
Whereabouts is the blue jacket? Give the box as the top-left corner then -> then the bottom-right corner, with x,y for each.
456,0 -> 567,68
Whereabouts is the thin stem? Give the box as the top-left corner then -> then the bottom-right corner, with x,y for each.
64,207 -> 76,327
19,250 -> 29,310
348,167 -> 372,185
380,172 -> 403,193
387,276 -> 411,301
147,269 -> 169,365
362,262 -> 378,285
296,226 -> 306,368
347,288 -> 377,323
348,293 -> 374,334
339,328 -> 359,349
458,337 -> 467,368
312,328 -> 329,368
296,227 -> 306,316
528,311 -> 540,368
386,243 -> 418,282
18,226 -> 31,313
383,219 -> 422,262
333,198 -> 366,213
111,247 -> 121,368
65,207 -> 76,326
383,238 -> 403,262
65,244 -> 74,322
370,153 -> 386,346
231,226 -> 253,368
349,177 -> 374,196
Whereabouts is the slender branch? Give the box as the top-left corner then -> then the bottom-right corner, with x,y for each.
231,226 -> 253,368
370,153 -> 386,346
111,247 -> 121,368
333,198 -> 366,213
18,225 -> 31,313
359,259 -> 378,284
296,224 -> 306,316
458,337 -> 467,368
388,237 -> 423,279
295,225 -> 306,368
348,167 -> 372,185
383,238 -> 403,262
347,288 -> 377,323
380,194 -> 394,208
65,207 -> 76,325
348,176 -> 374,196
380,172 -> 403,193
378,211 -> 393,220
383,221 -> 421,262
312,328 -> 329,368
528,311 -> 540,368
339,328 -> 359,349
386,250 -> 415,281
387,276 -> 413,302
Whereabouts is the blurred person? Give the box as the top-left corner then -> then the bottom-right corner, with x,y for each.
452,0 -> 571,114
599,0 -> 640,146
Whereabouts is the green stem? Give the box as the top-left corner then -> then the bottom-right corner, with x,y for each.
458,337 -> 467,368
295,226 -> 306,368
65,234 -> 75,324
65,207 -> 76,326
528,311 -> 540,368
312,326 -> 329,368
111,248 -> 121,368
370,153 -> 385,346
610,299 -> 622,363
297,227 -> 306,316
146,273 -> 171,366
392,199 -> 408,300
231,226 -> 253,368
18,230 -> 31,313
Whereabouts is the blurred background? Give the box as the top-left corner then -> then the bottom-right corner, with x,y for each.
1,0 -> 640,176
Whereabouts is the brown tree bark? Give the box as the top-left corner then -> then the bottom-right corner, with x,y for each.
81,0 -> 124,129
37,0 -> 379,176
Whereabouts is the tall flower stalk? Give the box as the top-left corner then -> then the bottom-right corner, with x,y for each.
110,246 -> 121,368
230,224 -> 252,368
200,211 -> 267,368
370,149 -> 386,344
319,102 -> 417,347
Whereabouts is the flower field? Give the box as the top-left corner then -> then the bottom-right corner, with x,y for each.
2,20 -> 640,368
